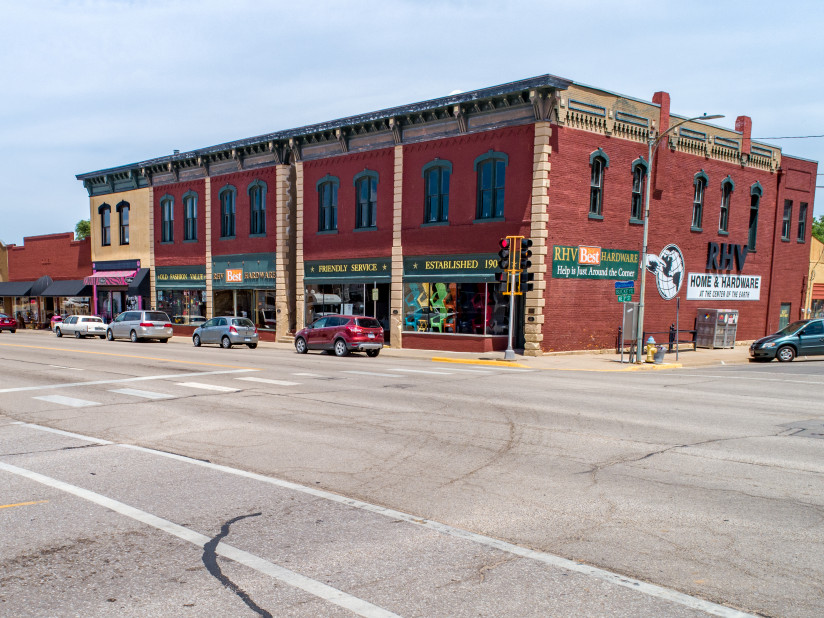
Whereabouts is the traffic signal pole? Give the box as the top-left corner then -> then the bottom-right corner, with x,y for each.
504,270 -> 517,360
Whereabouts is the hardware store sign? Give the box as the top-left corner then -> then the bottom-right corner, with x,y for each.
552,245 -> 639,280
686,273 -> 761,301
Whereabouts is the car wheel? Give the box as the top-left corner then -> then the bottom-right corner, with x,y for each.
776,345 -> 796,362
106,329 -> 114,341
295,337 -> 308,354
193,334 -> 201,347
55,327 -> 62,338
246,343 -> 257,349
333,338 -> 349,357
221,336 -> 232,349
75,330 -> 82,339
366,349 -> 380,358
130,330 -> 138,343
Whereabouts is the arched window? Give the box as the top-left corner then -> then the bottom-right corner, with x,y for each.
748,182 -> 762,251
475,151 -> 508,220
630,157 -> 647,222
354,170 -> 378,229
160,195 -> 174,242
422,159 -> 451,224
116,201 -> 130,245
719,176 -> 734,234
589,148 -> 609,218
317,175 -> 339,232
692,171 -> 708,230
248,180 -> 267,236
98,203 -> 111,246
183,191 -> 198,241
219,185 -> 236,238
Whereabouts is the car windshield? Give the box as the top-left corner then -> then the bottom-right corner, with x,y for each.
232,318 -> 255,327
356,318 -> 382,329
775,321 -> 807,336
145,312 -> 169,322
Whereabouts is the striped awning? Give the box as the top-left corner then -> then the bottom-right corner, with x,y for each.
83,270 -> 137,286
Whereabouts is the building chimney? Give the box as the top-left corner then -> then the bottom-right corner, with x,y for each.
735,116 -> 752,154
653,91 -> 670,136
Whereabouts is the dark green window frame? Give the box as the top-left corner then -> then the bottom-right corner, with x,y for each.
99,203 -> 111,246
116,201 -> 130,245
183,191 -> 198,241
474,150 -> 508,220
354,170 -> 378,229
748,182 -> 761,251
692,171 -> 708,231
159,196 -> 174,243
422,159 -> 451,224
219,185 -> 236,238
718,176 -> 734,234
317,174 -> 339,232
248,180 -> 267,236
798,202 -> 808,242
782,200 -> 792,241
630,157 -> 647,222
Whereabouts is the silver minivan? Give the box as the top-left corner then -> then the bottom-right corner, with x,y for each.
106,310 -> 173,343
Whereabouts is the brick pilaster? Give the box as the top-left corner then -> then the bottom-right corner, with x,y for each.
391,144 -> 404,348
294,162 -> 305,331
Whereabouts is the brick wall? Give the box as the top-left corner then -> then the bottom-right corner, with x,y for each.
7,233 -> 91,281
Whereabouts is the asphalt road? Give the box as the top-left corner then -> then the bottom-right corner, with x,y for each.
1,331 -> 822,617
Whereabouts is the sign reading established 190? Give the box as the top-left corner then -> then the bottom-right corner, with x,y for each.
552,245 -> 639,280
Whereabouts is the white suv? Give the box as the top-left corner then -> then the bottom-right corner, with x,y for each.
107,310 -> 173,343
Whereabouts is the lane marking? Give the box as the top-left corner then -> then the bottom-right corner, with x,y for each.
111,388 -> 174,400
236,377 -> 301,386
679,373 -> 824,385
390,368 -> 455,375
47,365 -> 84,371
426,367 -> 492,374
10,422 -> 113,444
342,370 -> 403,378
0,500 -> 49,510
0,461 -> 398,618
177,383 -> 239,392
0,369 -> 255,394
293,372 -> 322,377
33,395 -> 99,408
432,357 -> 528,368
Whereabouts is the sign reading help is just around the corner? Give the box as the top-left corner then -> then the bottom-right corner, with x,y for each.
552,245 -> 639,280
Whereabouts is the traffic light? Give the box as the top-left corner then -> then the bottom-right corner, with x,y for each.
497,237 -> 510,271
522,271 -> 535,293
520,238 -> 533,271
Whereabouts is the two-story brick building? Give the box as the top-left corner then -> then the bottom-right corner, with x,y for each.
76,74 -> 818,353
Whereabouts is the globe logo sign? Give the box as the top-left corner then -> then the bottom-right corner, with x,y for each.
645,244 -> 685,300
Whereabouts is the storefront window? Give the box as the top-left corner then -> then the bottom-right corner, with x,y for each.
402,282 -> 509,335
156,290 -> 206,325
305,283 -> 390,332
214,289 -> 276,330
61,297 -> 91,316
812,299 -> 824,318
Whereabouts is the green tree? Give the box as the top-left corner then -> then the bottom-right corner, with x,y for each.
75,219 -> 90,240
812,215 -> 824,244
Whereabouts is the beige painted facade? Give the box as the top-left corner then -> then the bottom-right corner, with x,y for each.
804,237 -> 824,317
89,188 -> 152,265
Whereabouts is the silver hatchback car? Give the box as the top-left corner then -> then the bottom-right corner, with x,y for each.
192,316 -> 259,349
107,310 -> 173,343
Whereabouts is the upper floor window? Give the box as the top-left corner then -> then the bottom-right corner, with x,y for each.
692,171 -> 708,230
588,148 -> 609,218
248,180 -> 267,235
718,176 -> 734,234
782,200 -> 792,240
354,170 -> 378,229
219,185 -> 236,238
116,201 -> 129,245
475,151 -> 508,220
423,160 -> 451,223
183,191 -> 197,241
798,202 -> 808,242
317,175 -> 339,232
630,158 -> 647,222
748,182 -> 762,252
160,195 -> 174,243
99,204 -> 111,246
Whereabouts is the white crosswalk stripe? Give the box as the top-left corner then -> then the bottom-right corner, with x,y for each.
390,368 -> 455,375
33,395 -> 98,407
342,370 -> 404,378
236,377 -> 301,386
293,372 -> 322,377
111,388 -> 174,400
176,382 -> 238,392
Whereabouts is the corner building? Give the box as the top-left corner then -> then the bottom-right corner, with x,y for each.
77,75 -> 817,353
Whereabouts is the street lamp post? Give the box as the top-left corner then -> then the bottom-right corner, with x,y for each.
635,113 -> 724,363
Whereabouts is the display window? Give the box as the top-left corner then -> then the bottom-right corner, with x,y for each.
156,289 -> 207,325
812,299 -> 824,318
214,289 -> 276,330
402,282 -> 509,335
59,297 -> 91,316
305,283 -> 390,333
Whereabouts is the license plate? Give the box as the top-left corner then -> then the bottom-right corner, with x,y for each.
368,333 -> 375,339
244,337 -> 250,342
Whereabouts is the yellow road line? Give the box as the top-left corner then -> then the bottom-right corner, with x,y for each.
0,343 -> 258,371
0,500 -> 49,510
432,357 -> 528,368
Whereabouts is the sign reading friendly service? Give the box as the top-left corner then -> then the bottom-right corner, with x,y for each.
686,273 -> 762,301
552,245 -> 639,280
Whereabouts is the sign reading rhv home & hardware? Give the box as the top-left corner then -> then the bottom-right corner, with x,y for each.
552,245 -> 639,280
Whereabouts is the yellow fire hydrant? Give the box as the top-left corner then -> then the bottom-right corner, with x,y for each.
645,336 -> 657,363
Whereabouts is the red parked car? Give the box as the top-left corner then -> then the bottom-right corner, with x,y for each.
0,313 -> 17,333
295,314 -> 384,357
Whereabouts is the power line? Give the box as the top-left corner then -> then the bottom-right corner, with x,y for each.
753,134 -> 824,139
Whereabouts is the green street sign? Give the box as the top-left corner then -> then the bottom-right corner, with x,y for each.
615,287 -> 635,296
617,294 -> 632,302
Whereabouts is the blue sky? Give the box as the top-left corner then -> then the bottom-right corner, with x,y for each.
0,0 -> 821,246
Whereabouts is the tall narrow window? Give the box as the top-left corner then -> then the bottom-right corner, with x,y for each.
183,191 -> 197,241
748,183 -> 761,252
248,180 -> 267,236
116,201 -> 130,245
317,175 -> 339,232
160,196 -> 174,242
782,200 -> 792,240
588,148 -> 609,218
692,171 -> 708,230
354,170 -> 378,229
630,158 -> 647,221
475,151 -> 508,220
719,177 -> 734,234
798,202 -> 808,242
423,160 -> 451,223
99,204 -> 111,246
220,186 -> 236,238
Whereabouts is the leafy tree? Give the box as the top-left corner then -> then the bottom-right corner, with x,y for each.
75,219 -> 90,240
812,215 -> 824,244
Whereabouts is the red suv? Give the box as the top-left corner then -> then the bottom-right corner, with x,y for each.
0,313 -> 17,333
295,314 -> 384,357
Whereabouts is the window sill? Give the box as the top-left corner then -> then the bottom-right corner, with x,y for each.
219,236 -> 236,241
690,226 -> 703,233
250,233 -> 267,238
183,239 -> 199,243
588,213 -> 604,221
473,217 -> 505,223
629,218 -> 644,226
717,230 -> 729,236
317,229 -> 338,235
160,241 -> 174,245
781,237 -> 790,242
354,226 -> 378,232
797,239 -> 807,244
422,221 -> 449,228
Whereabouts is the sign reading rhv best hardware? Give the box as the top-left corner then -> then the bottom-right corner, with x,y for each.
552,245 -> 639,280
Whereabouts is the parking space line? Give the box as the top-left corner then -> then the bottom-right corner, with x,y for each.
0,461 -> 399,618
33,395 -> 99,408
176,383 -> 239,392
10,422 -> 113,444
342,370 -> 403,378
236,377 -> 301,386
111,388 -> 174,400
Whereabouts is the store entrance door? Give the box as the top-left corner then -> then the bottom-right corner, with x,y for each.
366,283 -> 391,336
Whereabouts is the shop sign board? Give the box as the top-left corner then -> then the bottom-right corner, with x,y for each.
403,254 -> 499,281
552,245 -> 639,280
686,273 -> 761,301
155,265 -> 206,290
304,257 -> 392,283
212,253 -> 276,289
